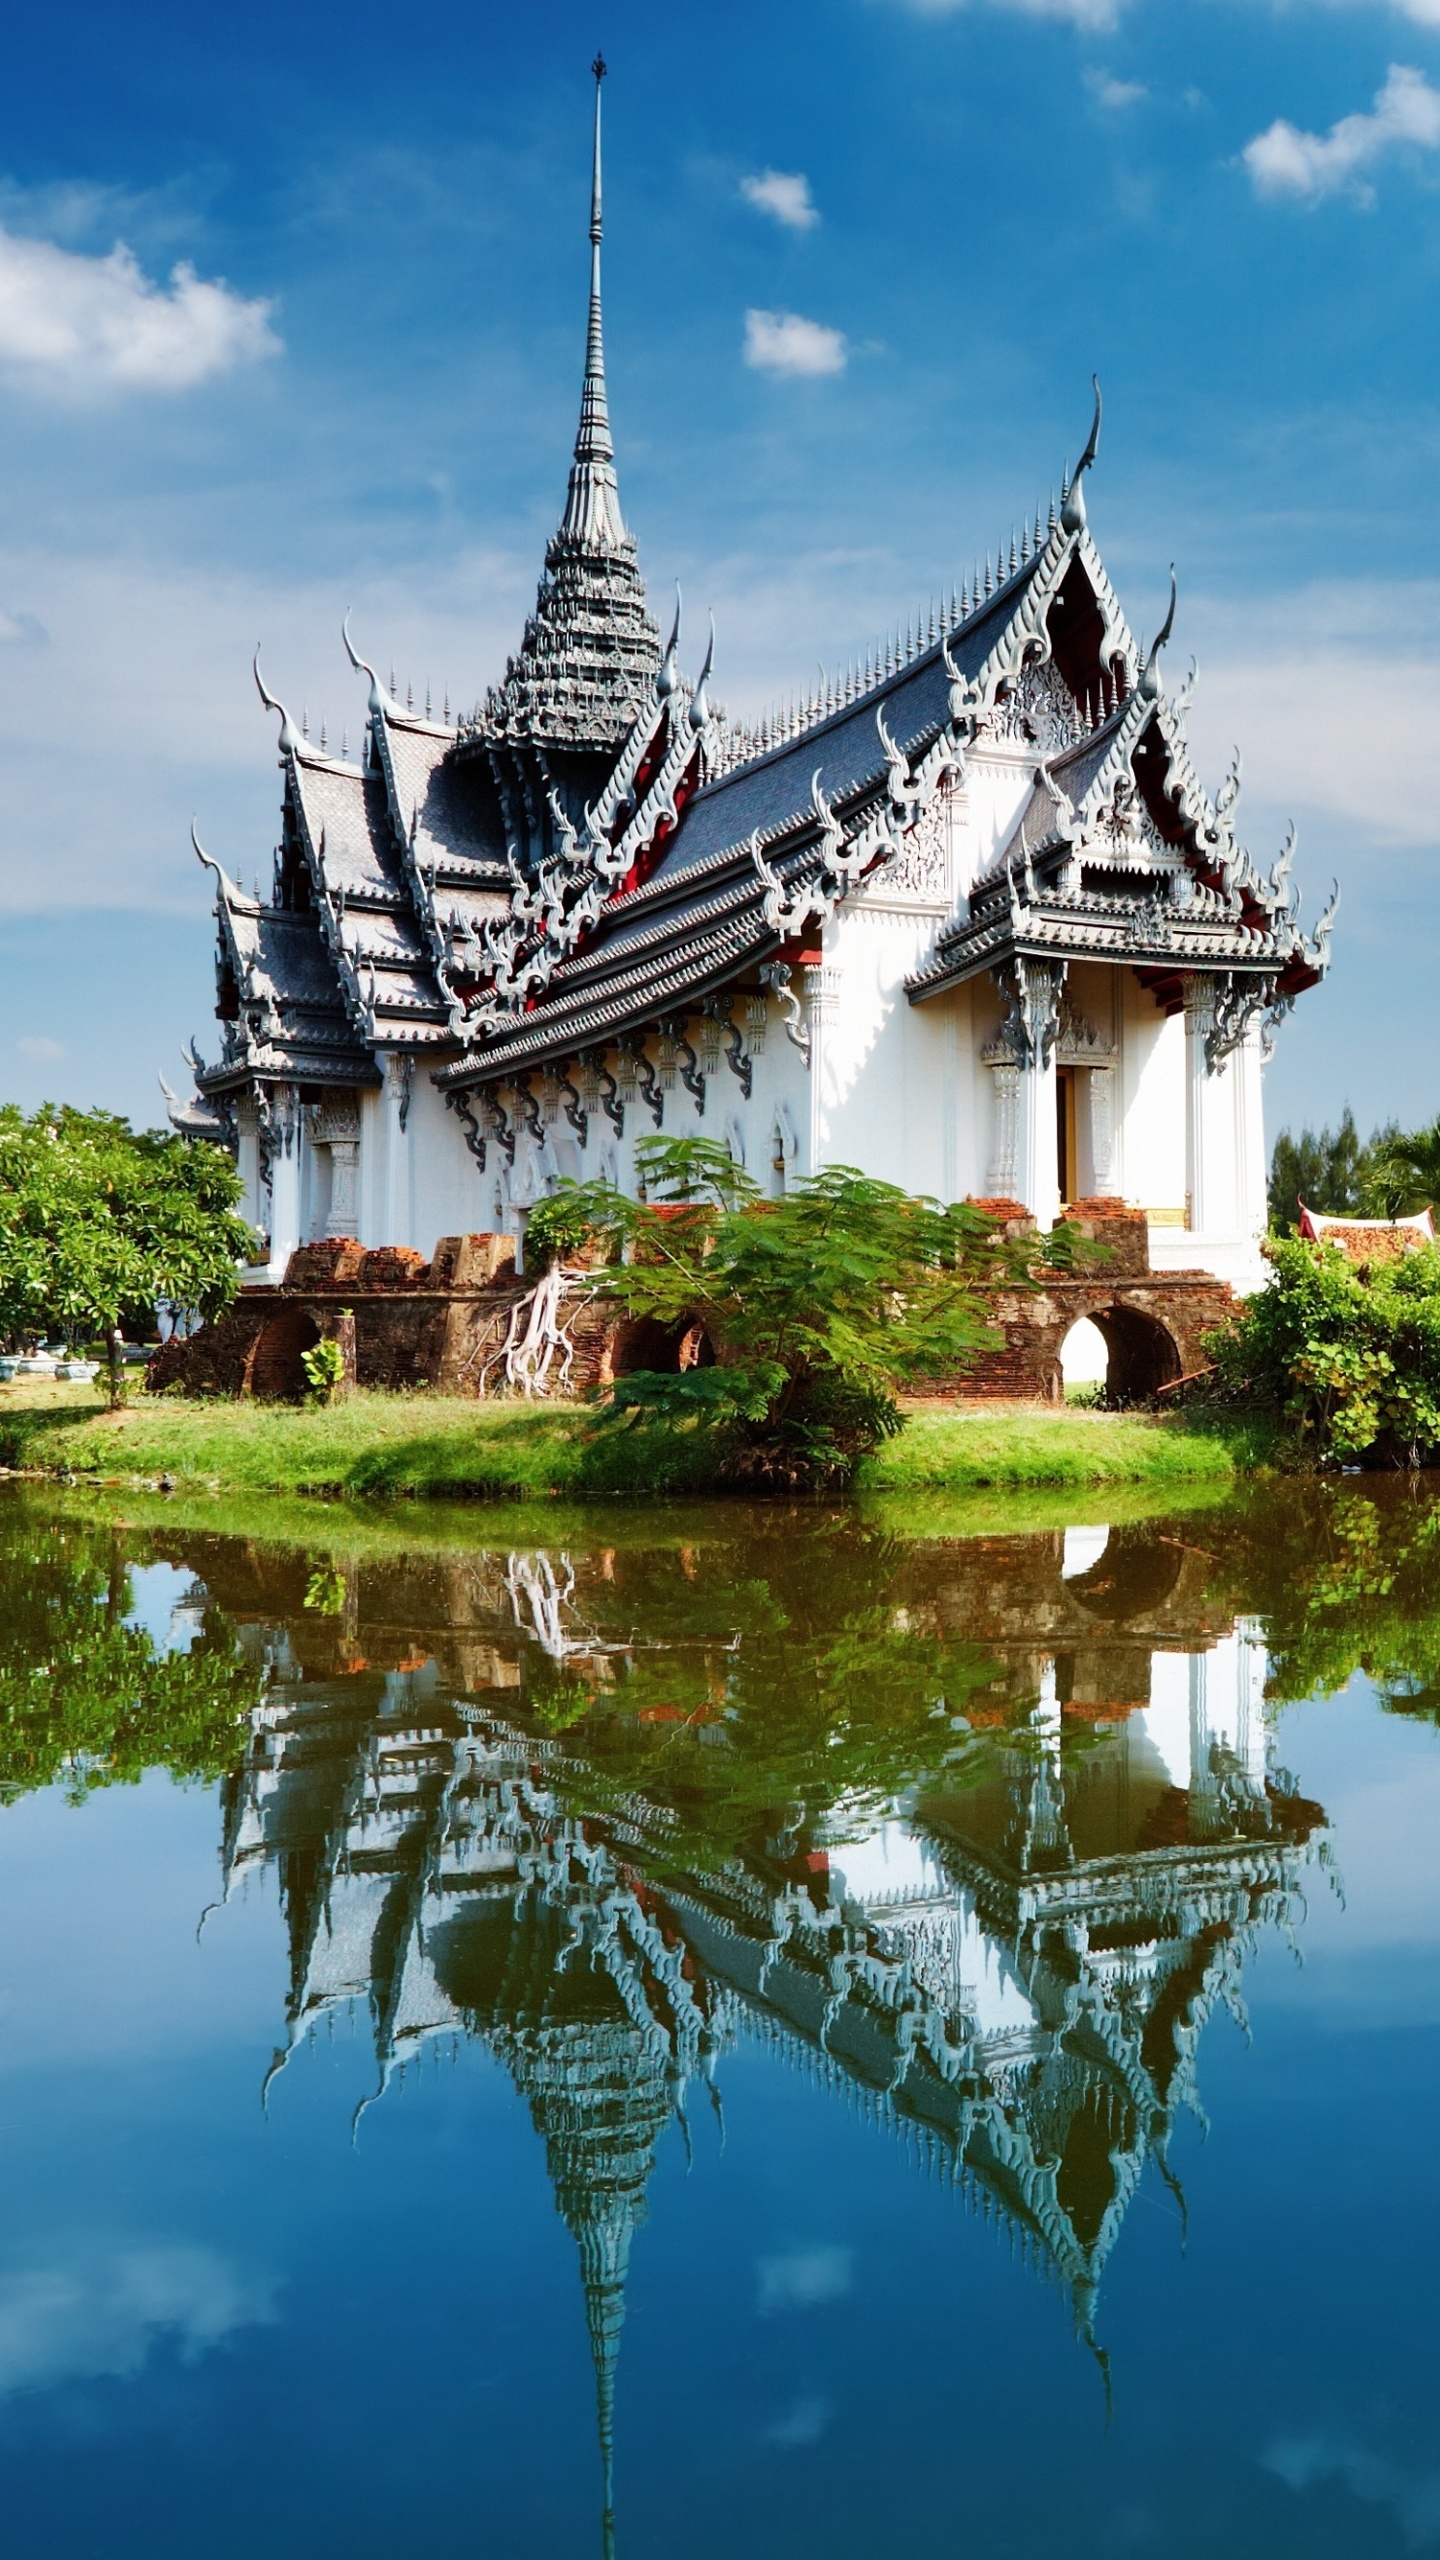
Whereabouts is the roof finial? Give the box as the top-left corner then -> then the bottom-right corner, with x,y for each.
1138,565 -> 1177,699
1061,376 -> 1102,533
342,613 -> 400,722
253,649 -> 302,755
561,56 -> 626,549
688,612 -> 715,730
657,583 -> 681,698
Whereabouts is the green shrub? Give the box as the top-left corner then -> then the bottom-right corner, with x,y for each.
1208,1235 -> 1440,1465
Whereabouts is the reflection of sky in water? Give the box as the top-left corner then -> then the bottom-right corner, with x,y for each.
0,1499 -> 1438,2558
123,1560 -> 201,1655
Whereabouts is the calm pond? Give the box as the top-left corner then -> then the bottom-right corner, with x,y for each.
2,1479 -> 1439,2557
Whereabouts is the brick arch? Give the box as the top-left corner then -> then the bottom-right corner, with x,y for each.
1083,1302 -> 1183,1405
245,1304 -> 320,1399
607,1315 -> 717,1381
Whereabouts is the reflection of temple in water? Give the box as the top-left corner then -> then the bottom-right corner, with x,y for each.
203,1522 -> 1325,2546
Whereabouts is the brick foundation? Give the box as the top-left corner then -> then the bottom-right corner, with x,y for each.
150,1200 -> 1240,1407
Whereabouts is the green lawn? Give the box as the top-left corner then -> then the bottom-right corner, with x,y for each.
0,1379 -> 1266,1503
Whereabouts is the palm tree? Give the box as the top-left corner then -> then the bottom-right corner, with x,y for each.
1366,1118 -> 1440,1220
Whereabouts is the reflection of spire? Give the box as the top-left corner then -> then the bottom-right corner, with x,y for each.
448,1896 -> 680,2560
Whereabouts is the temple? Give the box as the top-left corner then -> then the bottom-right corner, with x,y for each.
170,65 -> 1335,1294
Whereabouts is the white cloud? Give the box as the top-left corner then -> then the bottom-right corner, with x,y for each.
16,1035 -> 64,1061
1244,63 -> 1440,204
882,0 -> 1124,28
740,170 -> 820,231
757,2244 -> 854,2313
1086,69 -> 1147,107
1178,581 -> 1434,849
0,605 -> 45,645
0,540 -> 532,918
0,229 -> 280,395
744,309 -> 848,378
763,2393 -> 830,2448
1182,579 -> 1440,850
1266,2436 -> 1440,2547
0,2244 -> 275,2395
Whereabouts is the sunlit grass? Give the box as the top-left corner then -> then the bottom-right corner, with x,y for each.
0,1379 -> 1262,1503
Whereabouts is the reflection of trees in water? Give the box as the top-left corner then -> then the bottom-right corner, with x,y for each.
0,1509 -> 260,1803
194,1514 -> 1331,2549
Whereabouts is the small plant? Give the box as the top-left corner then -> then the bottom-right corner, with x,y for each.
525,1190 -> 609,1272
302,1567 -> 347,1615
300,1332 -> 348,1405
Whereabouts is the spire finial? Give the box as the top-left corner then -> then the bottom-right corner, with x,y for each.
561,56 -> 625,548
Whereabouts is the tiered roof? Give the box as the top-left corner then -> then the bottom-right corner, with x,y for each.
180,79 -> 1333,1139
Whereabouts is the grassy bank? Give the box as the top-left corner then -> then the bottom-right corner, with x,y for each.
0,1380 -> 1267,1503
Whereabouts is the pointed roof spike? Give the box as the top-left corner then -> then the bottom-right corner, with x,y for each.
301,703 -> 309,739
253,653 -> 303,757
984,555 -> 994,598
1061,375 -> 1103,533
425,683 -> 432,717
657,583 -> 682,698
1010,530 -> 1018,573
1048,489 -> 1058,533
560,55 -> 627,552
319,718 -> 327,750
1138,565 -> 1178,700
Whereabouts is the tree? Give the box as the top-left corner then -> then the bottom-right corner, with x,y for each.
1267,1109 -> 1390,1235
1364,1116 -> 1440,1220
537,1135 -> 1068,1484
0,1106 -> 253,1373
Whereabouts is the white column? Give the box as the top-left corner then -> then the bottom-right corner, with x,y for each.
1087,1064 -> 1119,1195
1184,975 -> 1235,1237
1016,1050 -> 1060,1230
986,1062 -> 1020,1196
236,1102 -> 264,1239
266,1084 -> 302,1281
383,1055 -> 413,1250
992,958 -> 1063,1228
1233,1025 -> 1268,1248
806,964 -> 841,1176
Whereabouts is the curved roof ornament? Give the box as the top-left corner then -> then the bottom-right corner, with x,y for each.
190,819 -> 242,904
688,612 -> 715,731
1138,566 -> 1177,700
342,610 -> 401,720
253,649 -> 303,755
1060,376 -> 1102,534
657,586 -> 682,700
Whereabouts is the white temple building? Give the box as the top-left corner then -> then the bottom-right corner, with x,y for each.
173,67 -> 1334,1295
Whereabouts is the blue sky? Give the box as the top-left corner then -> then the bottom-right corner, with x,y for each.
1,0 -> 1438,1144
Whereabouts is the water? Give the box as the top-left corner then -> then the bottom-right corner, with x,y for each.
1,1480 -> 1439,2557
